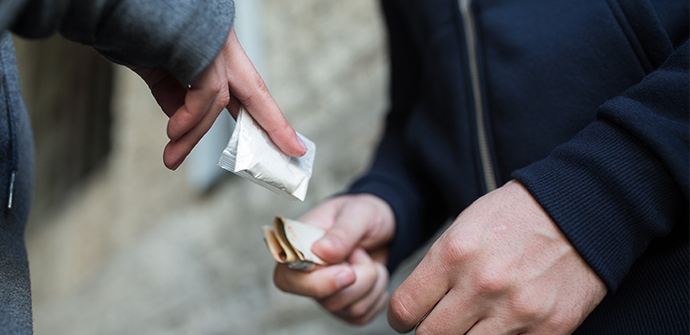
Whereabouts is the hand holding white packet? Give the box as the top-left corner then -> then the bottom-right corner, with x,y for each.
218,108 -> 316,201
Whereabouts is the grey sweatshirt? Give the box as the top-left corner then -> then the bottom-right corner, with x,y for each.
3,0 -> 235,84
0,1 -> 235,333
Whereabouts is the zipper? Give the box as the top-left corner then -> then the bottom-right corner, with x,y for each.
459,0 -> 497,193
2,62 -> 17,210
7,170 -> 15,210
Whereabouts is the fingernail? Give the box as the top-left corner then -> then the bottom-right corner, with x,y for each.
315,235 -> 340,252
171,159 -> 184,171
335,269 -> 355,289
297,136 -> 307,155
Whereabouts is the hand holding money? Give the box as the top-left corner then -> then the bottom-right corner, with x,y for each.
271,194 -> 396,325
264,217 -> 328,271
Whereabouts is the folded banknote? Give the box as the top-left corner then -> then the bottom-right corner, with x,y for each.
263,217 -> 327,271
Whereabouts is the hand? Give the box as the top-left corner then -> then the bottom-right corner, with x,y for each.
132,28 -> 306,170
387,180 -> 607,334
273,194 -> 396,325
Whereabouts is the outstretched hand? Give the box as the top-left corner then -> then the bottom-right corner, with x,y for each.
132,27 -> 306,170
387,180 -> 607,334
273,194 -> 396,325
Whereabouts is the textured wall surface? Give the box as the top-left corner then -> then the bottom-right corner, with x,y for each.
13,35 -> 113,221
22,1 -> 421,334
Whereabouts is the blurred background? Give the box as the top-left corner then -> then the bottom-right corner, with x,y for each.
11,0 -> 427,334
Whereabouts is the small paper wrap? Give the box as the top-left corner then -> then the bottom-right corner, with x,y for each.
263,217 -> 326,271
218,108 -> 316,201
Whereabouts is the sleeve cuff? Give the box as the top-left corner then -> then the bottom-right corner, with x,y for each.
513,119 -> 685,291
62,0 -> 235,85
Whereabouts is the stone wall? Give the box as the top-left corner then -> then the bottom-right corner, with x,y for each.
21,1 -> 417,334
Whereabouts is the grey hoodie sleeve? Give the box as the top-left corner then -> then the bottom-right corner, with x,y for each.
6,0 -> 235,85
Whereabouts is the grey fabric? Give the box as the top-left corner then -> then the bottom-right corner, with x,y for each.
0,31 -> 35,335
0,1 -> 236,333
6,0 -> 235,85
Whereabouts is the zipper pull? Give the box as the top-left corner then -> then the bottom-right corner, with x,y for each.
7,170 -> 15,210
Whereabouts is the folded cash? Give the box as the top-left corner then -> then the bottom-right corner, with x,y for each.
263,217 -> 327,271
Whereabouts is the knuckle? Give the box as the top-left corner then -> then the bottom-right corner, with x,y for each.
169,109 -> 195,137
308,280 -> 332,299
265,117 -> 291,137
142,69 -> 169,89
241,90 -> 257,108
319,299 -> 343,313
388,291 -> 417,328
510,294 -> 547,321
272,269 -> 290,293
241,78 -> 268,109
436,229 -> 479,265
241,77 -> 275,118
474,267 -> 510,294
171,109 -> 191,127
254,75 -> 270,95
414,323 -> 433,335
546,310 -> 581,331
347,302 -> 369,319
216,90 -> 231,109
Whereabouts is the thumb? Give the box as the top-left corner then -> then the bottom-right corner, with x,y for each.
312,198 -> 388,264
313,233 -> 353,265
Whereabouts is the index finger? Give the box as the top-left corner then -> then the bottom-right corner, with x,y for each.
387,242 -> 452,333
311,195 -> 393,264
222,28 -> 306,157
273,263 -> 355,299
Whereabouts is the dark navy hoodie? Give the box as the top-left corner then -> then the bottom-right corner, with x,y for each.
349,0 -> 689,333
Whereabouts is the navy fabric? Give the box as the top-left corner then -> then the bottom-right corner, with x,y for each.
349,0 -> 689,333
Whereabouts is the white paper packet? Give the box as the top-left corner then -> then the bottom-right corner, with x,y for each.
218,108 -> 316,201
